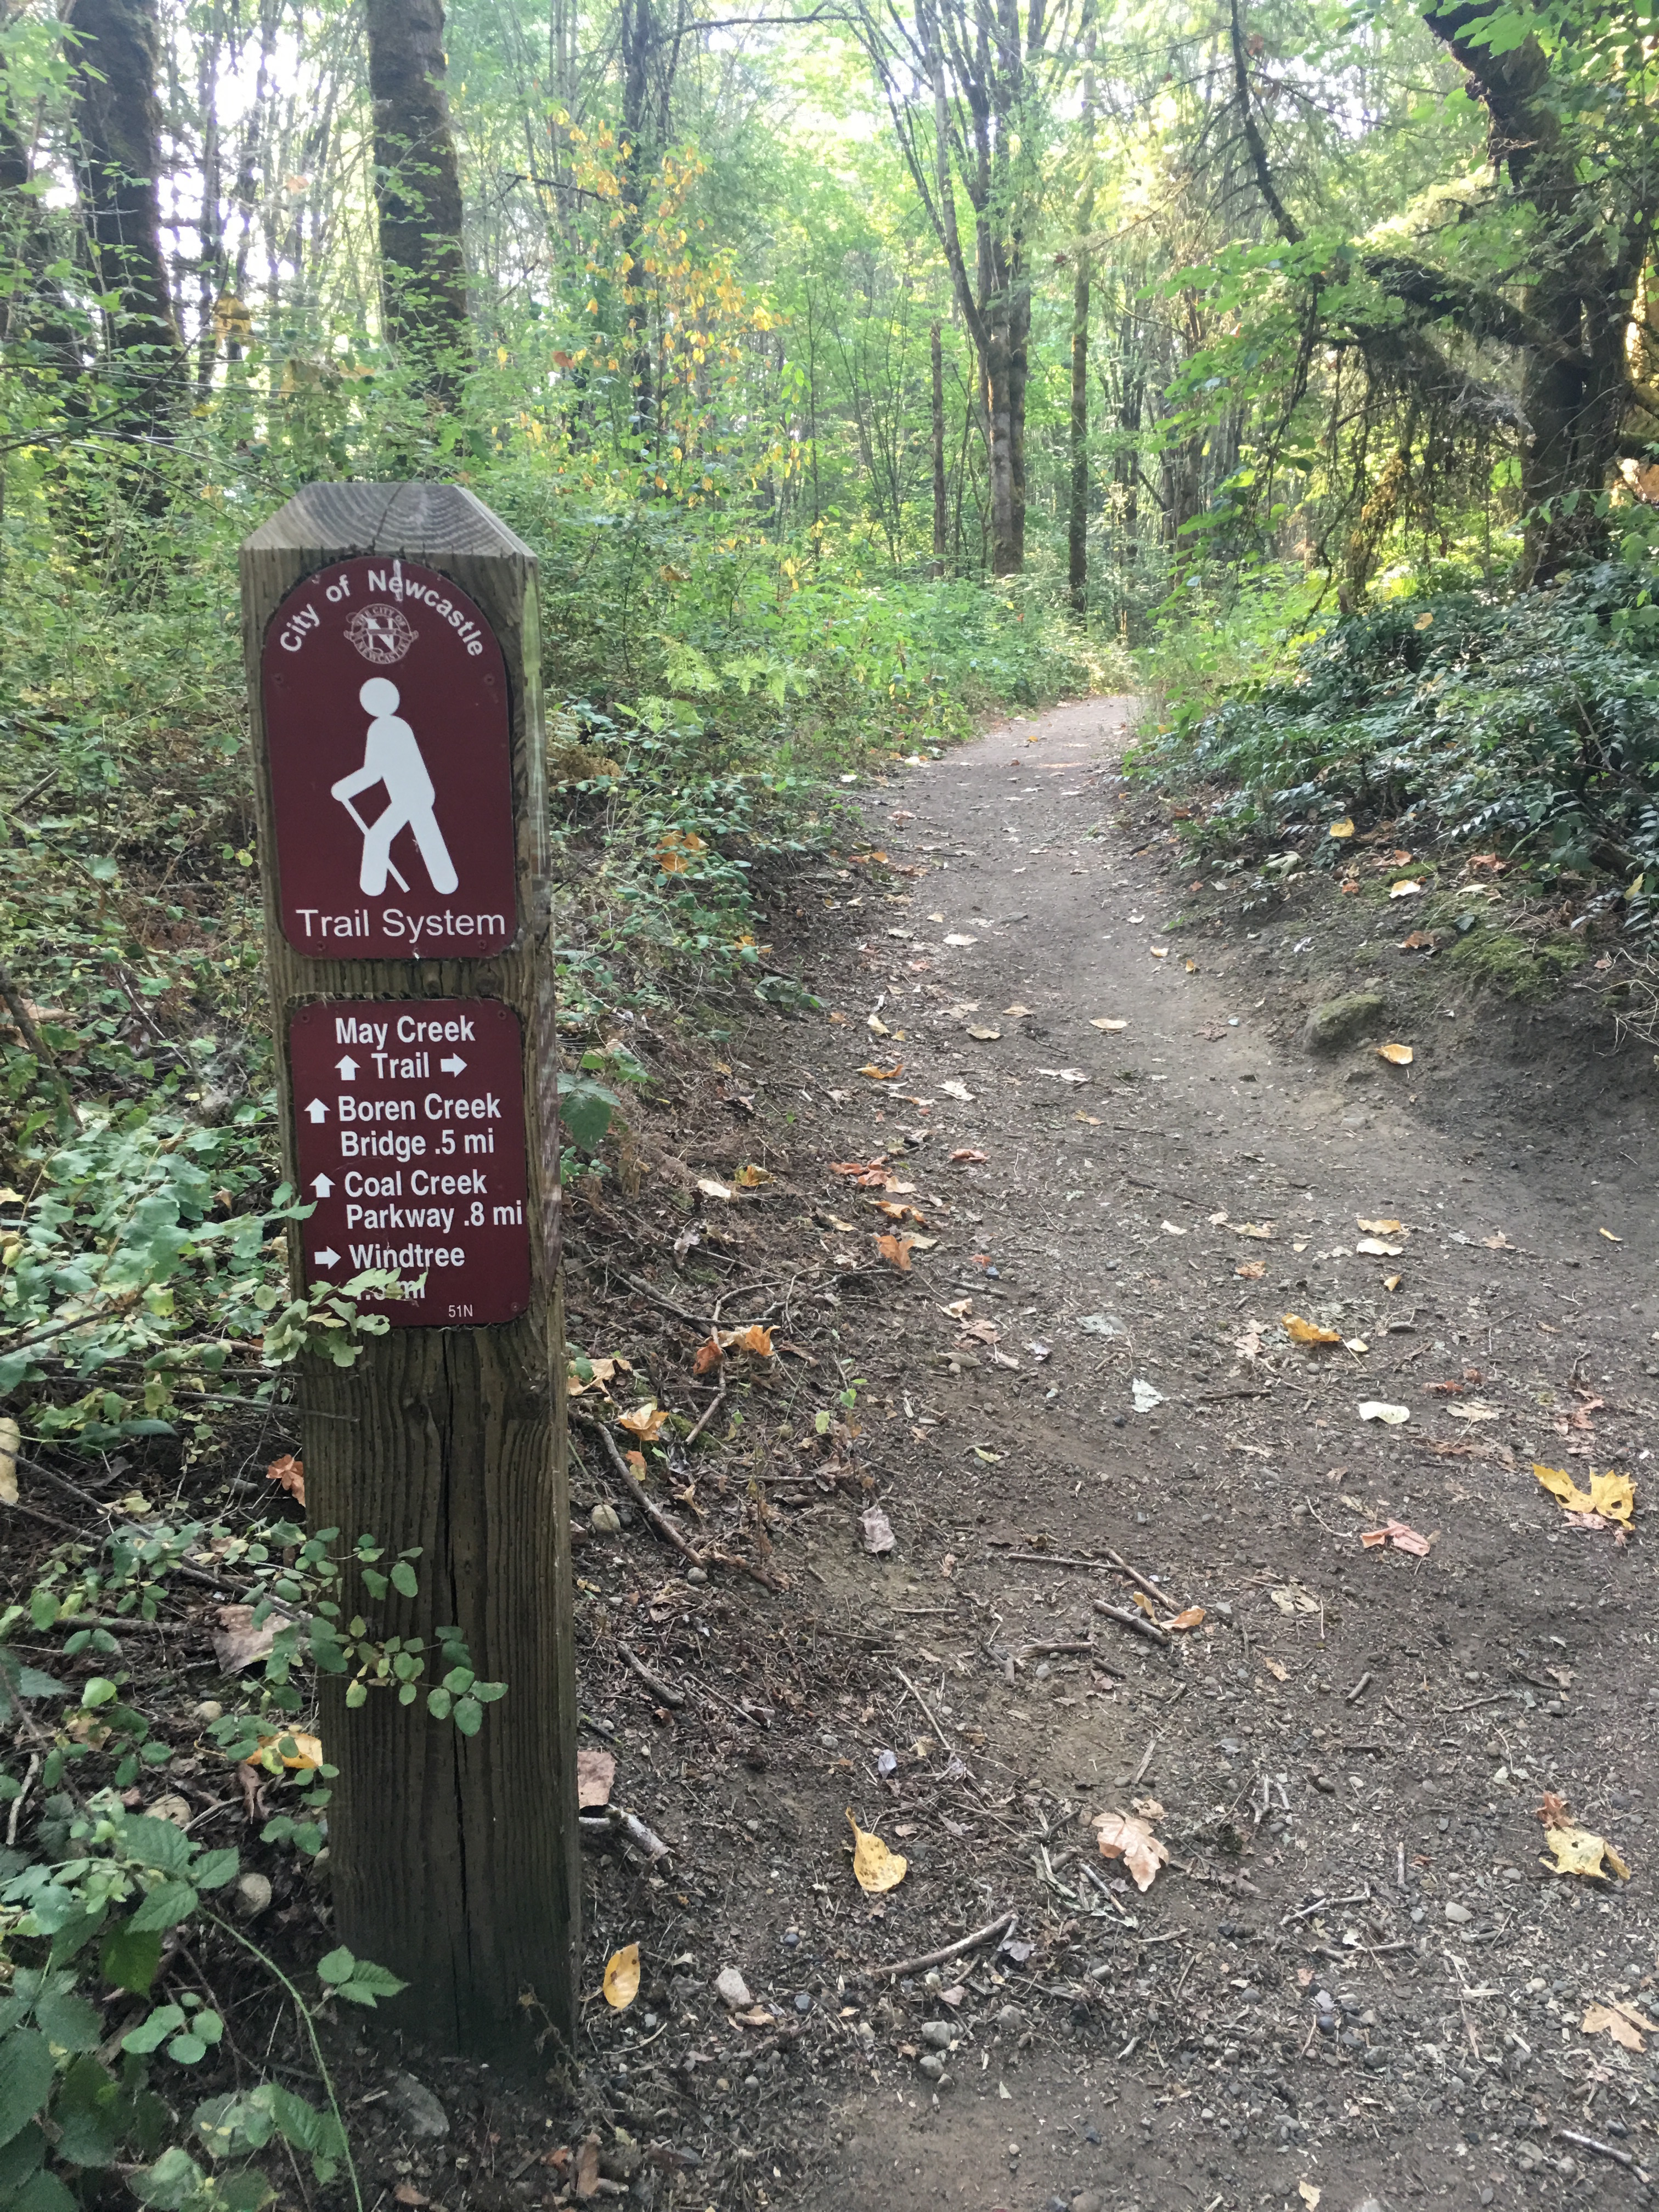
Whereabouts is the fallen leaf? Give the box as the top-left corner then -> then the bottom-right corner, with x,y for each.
577,1747 -> 616,1810
1090,1017 -> 1128,1031
656,830 -> 707,873
1542,1822 -> 1630,1882
866,1013 -> 890,1036
943,933 -> 977,947
860,1063 -> 904,1081
733,1164 -> 774,1188
950,1147 -> 988,1164
1376,1043 -> 1414,1065
245,1730 -> 323,1771
1389,879 -> 1423,900
1396,931 -> 1436,950
860,1505 -> 896,1555
1092,1808 -> 1169,1892
1583,2003 -> 1646,2052
966,1026 -> 1002,1041
1482,1232 -> 1516,1250
1328,820 -> 1354,841
1149,946 -> 1169,960
1034,1066 -> 1091,1084
1533,1462 -> 1634,1529
0,1417 -> 17,1508
1131,1379 -> 1165,1413
1299,2184 -> 1323,2211
603,1944 -> 640,2010
1358,1401 -> 1410,1425
1356,1216 -> 1403,1234
692,1335 -> 723,1376
1161,1220 -> 1187,1237
573,2136 -> 601,2200
876,1233 -> 916,1270
394,2185 -> 431,2206
1231,1221 -> 1275,1240
1356,1237 -> 1405,1256
696,1177 -> 733,1202
1263,1657 -> 1289,1683
940,1079 -> 975,1102
1446,1401 -> 1500,1423
1599,1227 -> 1622,1243
1168,1606 -> 1206,1631
1359,1520 -> 1432,1556
212,1605 -> 283,1674
1236,1259 -> 1266,1279
1270,1583 -> 1322,1615
848,1808 -> 907,1892
266,1452 -> 305,1505
1284,1313 -> 1341,1346
1537,1791 -> 1570,1826
1384,1273 -> 1403,1290
618,1401 -> 670,1443
1003,1003 -> 1032,1017
727,1323 -> 774,1357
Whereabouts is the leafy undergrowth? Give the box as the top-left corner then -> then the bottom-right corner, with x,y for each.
1131,561 -> 1659,967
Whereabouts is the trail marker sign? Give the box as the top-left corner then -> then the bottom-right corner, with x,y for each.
290,997 -> 531,1326
263,555 -> 518,958
241,485 -> 577,2066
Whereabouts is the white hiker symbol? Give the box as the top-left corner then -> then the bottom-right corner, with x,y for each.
330,678 -> 458,898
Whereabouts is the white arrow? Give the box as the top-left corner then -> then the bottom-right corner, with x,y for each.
335,1055 -> 359,1080
439,1053 -> 467,1075
306,1098 -> 328,1124
312,1173 -> 334,1197
313,1246 -> 340,1269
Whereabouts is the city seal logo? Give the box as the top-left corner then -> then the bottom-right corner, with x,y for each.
344,603 -> 417,665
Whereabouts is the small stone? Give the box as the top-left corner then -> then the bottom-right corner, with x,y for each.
921,2021 -> 955,2049
715,1968 -> 752,2009
794,1991 -> 813,2015
1071,2195 -> 1105,2212
1443,1901 -> 1473,1925
918,2053 -> 946,2081
590,1501 -> 620,1534
685,1566 -> 708,1585
385,2072 -> 449,2141
996,2003 -> 1025,2033
233,1871 -> 270,1920
1303,991 -> 1386,1054
192,1699 -> 223,1724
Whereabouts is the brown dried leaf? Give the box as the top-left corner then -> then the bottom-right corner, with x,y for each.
876,1233 -> 915,1271
265,1452 -> 305,1504
1582,2004 -> 1646,2052
1093,1808 -> 1169,1892
1283,1313 -> 1342,1346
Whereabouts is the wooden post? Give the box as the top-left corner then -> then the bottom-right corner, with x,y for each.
239,483 -> 578,2063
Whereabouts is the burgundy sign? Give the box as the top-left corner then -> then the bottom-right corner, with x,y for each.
263,557 -> 517,960
290,998 -> 531,1327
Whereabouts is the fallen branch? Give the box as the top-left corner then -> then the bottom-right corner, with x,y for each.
619,1644 -> 685,1709
574,1412 -> 702,1566
1093,1599 -> 1170,1648
847,1909 -> 1018,1984
578,1808 -> 673,1863
1555,2129 -> 1649,2181
895,1666 -> 953,1753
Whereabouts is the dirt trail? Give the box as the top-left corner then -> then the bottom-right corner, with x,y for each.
734,697 -> 1659,2210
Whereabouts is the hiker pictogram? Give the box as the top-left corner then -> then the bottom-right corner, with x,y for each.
330,678 -> 459,897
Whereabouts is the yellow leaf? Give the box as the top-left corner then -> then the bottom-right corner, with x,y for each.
1384,1273 -> 1403,1291
1300,2184 -> 1323,2211
1388,879 -> 1423,900
860,1062 -> 904,1080
1356,1216 -> 1403,1234
1599,1226 -> 1622,1243
696,1177 -> 733,1202
0,1417 -> 17,1508
1283,1313 -> 1342,1346
726,1324 -> 774,1357
1582,2002 -> 1645,2052
618,1401 -> 669,1442
1149,946 -> 1169,959
1328,819 -> 1355,840
847,1809 -> 907,1892
603,1943 -> 641,2010
1376,1043 -> 1414,1065
1132,1589 -> 1156,1617
246,1730 -> 323,1771
1541,1821 -> 1629,1881
1589,1468 -> 1635,1526
1168,1606 -> 1206,1631
1090,1017 -> 1128,1031
1356,1236 -> 1404,1256
732,1164 -> 774,1187
1263,1656 -> 1289,1683
1414,611 -> 1434,629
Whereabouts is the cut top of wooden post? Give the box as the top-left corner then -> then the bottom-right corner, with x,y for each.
242,481 -> 535,565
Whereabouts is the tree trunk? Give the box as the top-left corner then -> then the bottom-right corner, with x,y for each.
67,0 -> 187,439
930,320 -> 946,575
1066,43 -> 1096,619
364,0 -> 470,405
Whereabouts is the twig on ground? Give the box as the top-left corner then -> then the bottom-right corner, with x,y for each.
574,1412 -> 702,1566
1093,1599 -> 1170,1647
1345,1671 -> 1373,1704
619,1644 -> 685,1709
847,1909 -> 1017,1983
1130,1735 -> 1159,1786
895,1666 -> 953,1754
1555,2129 -> 1648,2180
685,1374 -> 727,1446
578,1808 -> 673,1863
